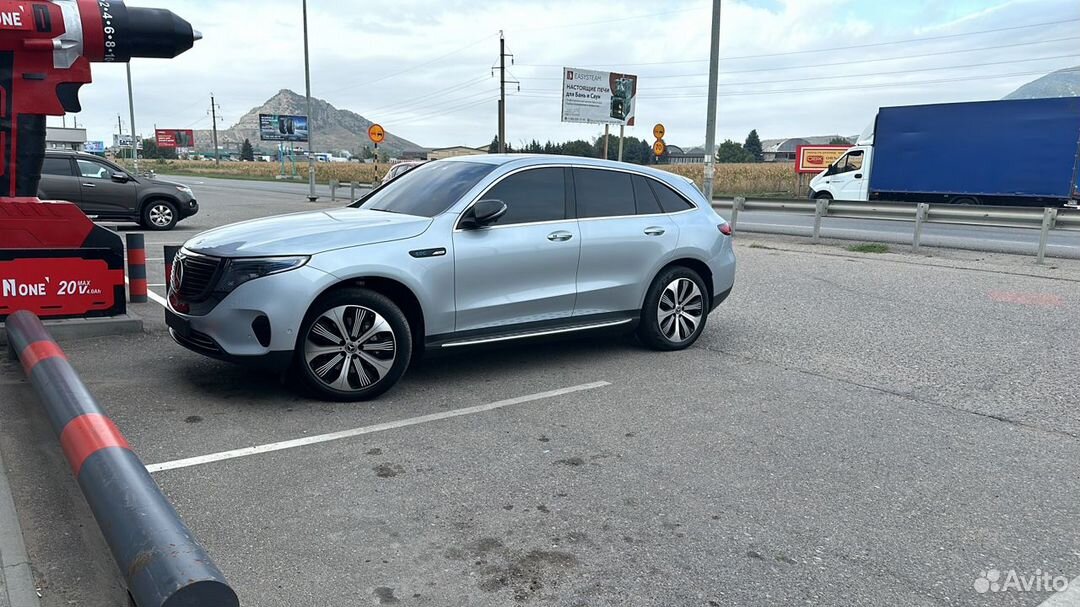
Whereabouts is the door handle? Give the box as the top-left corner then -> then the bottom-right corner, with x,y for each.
82,183 -> 96,187
644,226 -> 666,236
547,231 -> 573,242
854,173 -> 863,179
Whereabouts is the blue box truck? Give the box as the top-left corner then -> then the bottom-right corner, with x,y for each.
809,97 -> 1080,207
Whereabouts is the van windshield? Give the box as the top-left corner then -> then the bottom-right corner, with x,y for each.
354,161 -> 496,217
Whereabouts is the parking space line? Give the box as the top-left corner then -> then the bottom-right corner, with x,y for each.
145,381 -> 611,473
146,288 -> 168,308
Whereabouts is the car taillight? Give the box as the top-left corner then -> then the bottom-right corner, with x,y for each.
718,223 -> 732,236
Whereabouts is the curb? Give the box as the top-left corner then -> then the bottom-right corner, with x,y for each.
0,445 -> 40,607
0,315 -> 143,347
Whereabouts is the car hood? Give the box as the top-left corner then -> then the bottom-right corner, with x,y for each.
147,178 -> 188,189
183,208 -> 432,257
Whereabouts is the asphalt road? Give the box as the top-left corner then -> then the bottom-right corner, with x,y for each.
715,203 -> 1080,260
0,178 -> 1078,606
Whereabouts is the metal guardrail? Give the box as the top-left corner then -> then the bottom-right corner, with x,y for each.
5,311 -> 239,607
715,197 -> 1080,264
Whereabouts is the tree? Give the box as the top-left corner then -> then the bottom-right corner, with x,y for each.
743,129 -> 763,162
716,139 -> 755,163
240,138 -> 254,161
829,136 -> 851,145
561,140 -> 594,157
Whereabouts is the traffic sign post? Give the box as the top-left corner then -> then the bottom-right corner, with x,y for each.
653,123 -> 665,140
653,139 -> 666,160
368,124 -> 385,183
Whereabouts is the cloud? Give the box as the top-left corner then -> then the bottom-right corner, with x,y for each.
56,0 -> 1079,151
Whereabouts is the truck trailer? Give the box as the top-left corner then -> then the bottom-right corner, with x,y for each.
809,97 -> 1080,207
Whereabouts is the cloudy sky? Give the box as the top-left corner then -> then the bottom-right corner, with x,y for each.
57,0 -> 1079,150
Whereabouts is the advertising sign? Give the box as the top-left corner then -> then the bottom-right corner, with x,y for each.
0,255 -> 124,320
113,135 -> 143,149
84,141 -> 105,153
795,145 -> 851,174
561,67 -> 638,126
155,129 -> 195,149
259,114 -> 309,142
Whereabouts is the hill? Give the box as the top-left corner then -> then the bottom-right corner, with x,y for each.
194,89 -> 425,156
1004,66 -> 1080,100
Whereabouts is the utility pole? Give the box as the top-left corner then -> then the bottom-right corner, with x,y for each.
618,125 -> 625,162
602,124 -> 609,159
209,93 -> 221,166
498,31 -> 505,154
126,63 -> 139,174
702,0 -> 722,201
303,0 -> 317,200
117,114 -> 124,158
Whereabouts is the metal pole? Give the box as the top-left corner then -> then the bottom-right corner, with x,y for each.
913,203 -> 928,252
126,63 -> 138,174
702,0 -> 722,201
618,125 -> 624,162
812,198 -> 827,243
1037,207 -> 1057,264
209,93 -> 220,166
603,124 -> 609,159
303,0 -> 318,200
498,31 -> 505,154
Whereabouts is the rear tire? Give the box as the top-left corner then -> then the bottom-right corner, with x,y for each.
637,267 -> 709,351
140,199 -> 178,230
294,288 -> 412,401
950,196 -> 978,205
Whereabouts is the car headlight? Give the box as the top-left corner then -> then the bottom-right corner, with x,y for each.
216,256 -> 309,293
176,185 -> 194,195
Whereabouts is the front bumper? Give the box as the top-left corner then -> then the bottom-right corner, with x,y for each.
179,198 -> 199,218
165,263 -> 335,367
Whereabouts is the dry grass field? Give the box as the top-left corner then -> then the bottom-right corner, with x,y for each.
132,158 -> 801,197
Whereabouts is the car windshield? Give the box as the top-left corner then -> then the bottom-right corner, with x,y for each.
354,161 -> 496,217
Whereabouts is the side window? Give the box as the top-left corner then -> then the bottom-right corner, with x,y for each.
649,180 -> 695,213
77,159 -> 111,180
574,168 -> 635,218
846,150 -> 864,172
483,167 -> 566,226
42,157 -> 74,176
631,175 -> 662,215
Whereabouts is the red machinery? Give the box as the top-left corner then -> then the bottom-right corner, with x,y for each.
0,0 -> 199,320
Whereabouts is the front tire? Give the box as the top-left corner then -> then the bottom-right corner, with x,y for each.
295,288 -> 412,401
141,199 -> 178,230
637,267 -> 709,351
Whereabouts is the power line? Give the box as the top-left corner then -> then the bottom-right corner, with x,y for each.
388,95 -> 498,128
322,33 -> 497,95
375,87 -> 498,122
351,74 -> 491,118
519,35 -> 1080,80
513,17 -> 1080,69
511,5 -> 706,33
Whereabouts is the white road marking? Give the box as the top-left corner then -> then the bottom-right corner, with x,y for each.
146,289 -> 168,307
1037,576 -> 1080,606
146,381 -> 611,473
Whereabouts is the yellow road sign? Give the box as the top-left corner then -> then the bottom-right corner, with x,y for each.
368,124 -> 386,144
653,123 -> 665,140
653,140 -> 666,156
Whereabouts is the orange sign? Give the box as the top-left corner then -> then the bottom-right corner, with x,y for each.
652,140 -> 666,156
368,124 -> 386,144
795,145 -> 851,173
653,123 -> 665,140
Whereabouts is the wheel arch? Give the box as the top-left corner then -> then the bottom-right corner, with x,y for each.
138,193 -> 182,215
308,276 -> 426,356
647,257 -> 714,309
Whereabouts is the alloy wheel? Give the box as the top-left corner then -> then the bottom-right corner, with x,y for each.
149,204 -> 174,227
304,305 -> 396,392
658,278 -> 703,342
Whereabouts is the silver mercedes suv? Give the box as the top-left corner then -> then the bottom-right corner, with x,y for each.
166,155 -> 736,400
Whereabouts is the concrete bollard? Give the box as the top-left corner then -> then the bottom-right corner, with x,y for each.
350,181 -> 356,201
5,311 -> 239,607
329,179 -> 339,201
125,233 -> 147,303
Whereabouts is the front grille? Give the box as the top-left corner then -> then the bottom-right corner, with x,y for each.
175,252 -> 222,302
171,327 -> 221,354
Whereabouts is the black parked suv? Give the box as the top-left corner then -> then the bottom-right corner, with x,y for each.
38,150 -> 198,230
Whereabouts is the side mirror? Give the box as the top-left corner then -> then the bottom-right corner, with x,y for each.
461,199 -> 507,229
111,172 -> 130,183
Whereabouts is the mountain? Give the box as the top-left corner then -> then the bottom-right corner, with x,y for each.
1003,66 -> 1080,100
194,89 -> 425,156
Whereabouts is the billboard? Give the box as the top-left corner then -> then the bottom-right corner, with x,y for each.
795,145 -> 851,174
259,114 -> 309,142
560,67 -> 638,126
113,134 -> 142,149
84,141 -> 105,153
156,129 -> 195,148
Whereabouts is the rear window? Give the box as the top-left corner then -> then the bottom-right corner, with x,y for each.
631,175 -> 662,215
356,161 -> 496,217
649,180 -> 695,213
42,157 -> 73,176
